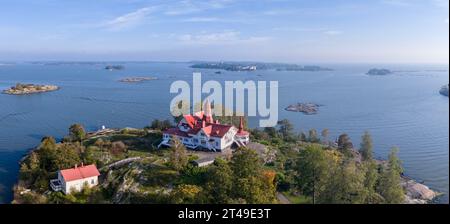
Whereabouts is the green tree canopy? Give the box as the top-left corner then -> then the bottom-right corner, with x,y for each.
296,145 -> 338,204
376,147 -> 404,204
68,124 -> 86,142
360,131 -> 374,161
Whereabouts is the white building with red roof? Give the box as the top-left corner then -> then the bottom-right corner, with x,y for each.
50,164 -> 100,194
159,100 -> 250,151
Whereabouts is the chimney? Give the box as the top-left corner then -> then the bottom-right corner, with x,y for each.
81,162 -> 84,167
75,164 -> 78,169
238,117 -> 244,133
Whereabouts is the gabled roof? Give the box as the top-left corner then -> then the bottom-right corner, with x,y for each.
182,115 -> 196,128
60,164 -> 100,182
207,124 -> 234,138
164,128 -> 190,137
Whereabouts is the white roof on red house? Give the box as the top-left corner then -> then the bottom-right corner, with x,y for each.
60,164 -> 100,182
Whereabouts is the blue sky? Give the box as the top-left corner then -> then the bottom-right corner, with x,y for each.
0,0 -> 448,63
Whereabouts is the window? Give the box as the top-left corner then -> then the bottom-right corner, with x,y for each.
91,179 -> 95,184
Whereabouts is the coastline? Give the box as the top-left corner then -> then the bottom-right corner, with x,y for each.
11,127 -> 441,204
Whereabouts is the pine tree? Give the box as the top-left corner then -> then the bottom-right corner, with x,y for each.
321,129 -> 330,144
277,119 -> 294,141
377,147 -> 404,204
296,145 -> 335,204
319,161 -> 367,204
68,124 -> 86,142
308,129 -> 320,143
360,131 -> 374,161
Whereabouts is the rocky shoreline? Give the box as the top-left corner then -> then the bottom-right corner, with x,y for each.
369,157 -> 439,204
401,176 -> 440,204
439,84 -> 449,97
285,103 -> 321,115
2,83 -> 59,95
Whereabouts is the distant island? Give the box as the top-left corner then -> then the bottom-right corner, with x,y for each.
2,83 -> 59,95
119,77 -> 158,83
190,62 -> 332,72
367,68 -> 393,76
440,84 -> 449,97
191,62 -> 256,71
285,103 -> 321,115
276,65 -> 333,72
105,65 -> 124,71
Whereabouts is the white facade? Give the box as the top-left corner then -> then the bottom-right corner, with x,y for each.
161,123 -> 239,151
58,171 -> 99,194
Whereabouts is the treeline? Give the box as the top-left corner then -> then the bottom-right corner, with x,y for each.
16,119 -> 405,204
251,119 -> 405,204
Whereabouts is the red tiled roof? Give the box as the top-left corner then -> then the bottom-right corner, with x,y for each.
60,164 -> 100,182
236,130 -> 250,136
164,128 -> 189,137
183,115 -> 196,128
208,124 -> 234,138
202,125 -> 213,137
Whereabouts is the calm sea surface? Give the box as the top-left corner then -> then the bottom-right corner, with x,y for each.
0,62 -> 448,203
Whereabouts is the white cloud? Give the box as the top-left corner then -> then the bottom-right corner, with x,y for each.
103,7 -> 156,31
177,31 -> 270,45
323,30 -> 343,36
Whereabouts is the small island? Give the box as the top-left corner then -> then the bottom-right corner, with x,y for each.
439,84 -> 449,97
119,77 -> 158,83
367,68 -> 393,76
2,83 -> 59,95
105,65 -> 124,71
285,103 -> 321,115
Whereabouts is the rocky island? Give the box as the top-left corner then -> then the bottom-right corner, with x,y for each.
119,77 -> 158,83
285,103 -> 321,115
439,84 -> 449,97
367,68 -> 393,76
105,65 -> 124,71
2,83 -> 59,95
